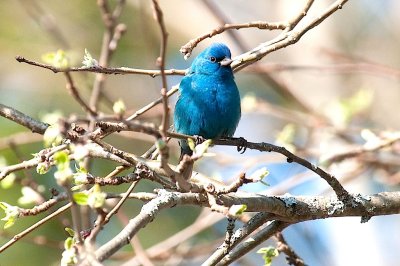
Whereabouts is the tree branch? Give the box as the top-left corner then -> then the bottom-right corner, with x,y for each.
0,103 -> 49,134
15,56 -> 185,77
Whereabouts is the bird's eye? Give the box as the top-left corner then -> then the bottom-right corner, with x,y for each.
210,56 -> 217,62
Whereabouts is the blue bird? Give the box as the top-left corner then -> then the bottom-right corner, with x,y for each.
174,43 -> 241,159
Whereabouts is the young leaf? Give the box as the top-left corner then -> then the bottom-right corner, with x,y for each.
87,184 -> 106,208
257,246 -> 279,266
42,50 -> 70,69
228,204 -> 247,216
0,202 -> 19,229
73,192 -> 88,205
65,227 -> 75,237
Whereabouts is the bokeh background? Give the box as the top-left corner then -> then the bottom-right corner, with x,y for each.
1,0 -> 400,265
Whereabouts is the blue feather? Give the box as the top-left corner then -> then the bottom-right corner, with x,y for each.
174,43 -> 241,158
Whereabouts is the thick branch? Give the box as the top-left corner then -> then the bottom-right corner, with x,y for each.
93,190 -> 400,262
0,104 -> 49,134
95,190 -> 202,262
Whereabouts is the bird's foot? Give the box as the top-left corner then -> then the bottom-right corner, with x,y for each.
236,137 -> 248,154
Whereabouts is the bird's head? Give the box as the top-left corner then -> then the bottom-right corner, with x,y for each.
189,43 -> 234,76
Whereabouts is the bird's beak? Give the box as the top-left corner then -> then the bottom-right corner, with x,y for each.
220,58 -> 233,66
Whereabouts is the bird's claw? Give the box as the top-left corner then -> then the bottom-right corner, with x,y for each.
194,135 -> 206,146
236,137 -> 247,154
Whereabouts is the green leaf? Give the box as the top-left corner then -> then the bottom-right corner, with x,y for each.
73,192 -> 88,205
64,236 -> 74,250
228,204 -> 247,216
61,237 -> 77,266
71,184 -> 84,191
4,218 -> 16,229
0,202 -> 19,229
257,246 -> 279,266
65,227 -> 75,237
42,50 -> 70,69
54,151 -> 69,167
250,167 -> 269,183
0,202 -> 9,211
36,162 -> 50,175
53,152 -> 73,186
87,184 -> 106,208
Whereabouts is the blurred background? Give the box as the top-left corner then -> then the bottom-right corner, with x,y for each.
1,0 -> 400,265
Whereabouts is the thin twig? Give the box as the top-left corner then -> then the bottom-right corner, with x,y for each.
180,20 -> 286,58
0,203 -> 71,253
151,0 -> 169,139
323,133 -> 400,165
15,56 -> 185,76
202,212 -> 273,266
275,232 -> 306,266
104,181 -> 139,223
126,86 -> 179,121
64,72 -> 98,116
232,0 -> 349,71
217,221 -> 290,265
215,137 -> 350,201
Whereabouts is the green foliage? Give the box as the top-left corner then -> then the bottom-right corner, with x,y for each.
73,184 -> 106,208
228,204 -> 247,216
36,162 -> 50,175
72,191 -> 88,205
65,227 -> 75,237
42,50 -> 70,69
53,151 -> 73,186
87,184 -> 106,208
257,246 -> 279,266
61,237 -> 77,266
0,201 -> 19,229
250,167 -> 270,186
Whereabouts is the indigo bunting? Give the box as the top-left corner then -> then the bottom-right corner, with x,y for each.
174,43 -> 241,159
